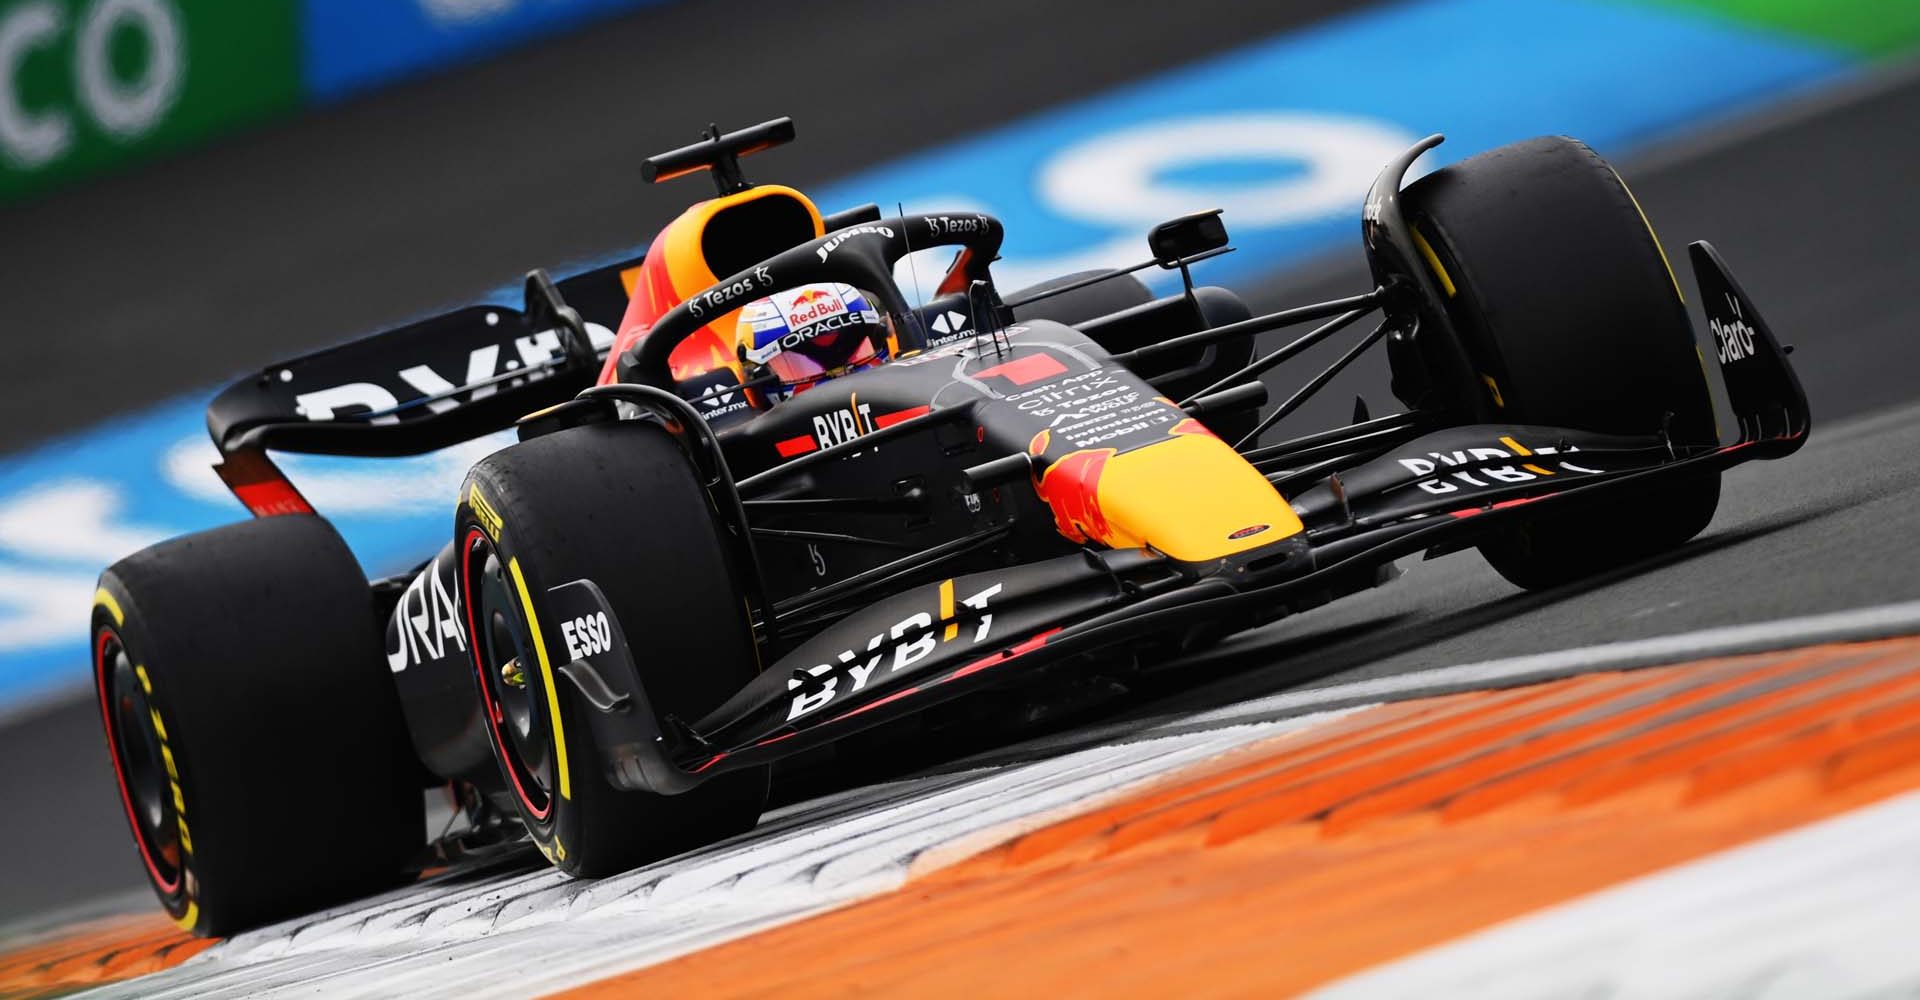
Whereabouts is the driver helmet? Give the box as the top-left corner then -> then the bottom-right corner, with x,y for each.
735,283 -> 890,405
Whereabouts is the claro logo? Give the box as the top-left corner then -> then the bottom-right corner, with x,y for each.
0,0 -> 185,170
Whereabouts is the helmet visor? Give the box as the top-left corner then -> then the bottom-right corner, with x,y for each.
769,327 -> 878,388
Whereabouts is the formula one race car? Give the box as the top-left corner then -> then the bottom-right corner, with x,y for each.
92,119 -> 1808,934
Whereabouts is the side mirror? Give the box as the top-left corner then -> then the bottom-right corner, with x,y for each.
1149,209 -> 1229,267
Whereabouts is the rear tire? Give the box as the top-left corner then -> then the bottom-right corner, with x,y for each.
93,516 -> 423,936
456,420 -> 767,877
1402,136 -> 1720,590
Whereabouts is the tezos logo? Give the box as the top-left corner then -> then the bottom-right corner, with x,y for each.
689,264 -> 774,319
925,214 -> 987,237
561,612 -> 612,662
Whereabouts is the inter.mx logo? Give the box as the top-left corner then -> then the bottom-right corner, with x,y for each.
0,0 -> 184,170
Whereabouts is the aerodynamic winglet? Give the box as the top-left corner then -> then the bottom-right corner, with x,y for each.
1690,240 -> 1810,455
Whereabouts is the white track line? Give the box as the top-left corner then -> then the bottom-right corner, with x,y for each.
78,710 -> 1349,1000
1168,598 -> 1920,733
1307,788 -> 1920,1000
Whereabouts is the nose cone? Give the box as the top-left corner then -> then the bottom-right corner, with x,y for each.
1037,424 -> 1303,563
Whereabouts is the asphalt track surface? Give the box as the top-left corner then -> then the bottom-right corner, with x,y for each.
4,0 -> 1919,943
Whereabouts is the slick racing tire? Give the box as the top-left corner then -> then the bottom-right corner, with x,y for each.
456,420 -> 768,877
1402,136 -> 1720,590
92,515 -> 423,936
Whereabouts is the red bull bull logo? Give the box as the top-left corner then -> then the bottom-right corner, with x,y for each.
1034,448 -> 1117,546
787,287 -> 846,327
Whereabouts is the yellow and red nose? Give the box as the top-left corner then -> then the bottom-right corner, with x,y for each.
1034,425 -> 1303,562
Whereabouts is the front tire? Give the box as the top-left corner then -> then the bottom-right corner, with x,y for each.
93,516 -> 423,936
1402,136 -> 1720,589
456,420 -> 767,877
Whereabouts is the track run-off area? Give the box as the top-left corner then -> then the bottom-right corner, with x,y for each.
5,0 -> 1920,994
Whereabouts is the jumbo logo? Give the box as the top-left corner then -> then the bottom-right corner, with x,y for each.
787,580 -> 1004,721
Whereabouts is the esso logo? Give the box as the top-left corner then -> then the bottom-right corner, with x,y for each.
560,612 -> 612,662
0,0 -> 185,170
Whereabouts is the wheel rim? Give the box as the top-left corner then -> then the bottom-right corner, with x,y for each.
462,529 -> 554,821
95,629 -> 183,894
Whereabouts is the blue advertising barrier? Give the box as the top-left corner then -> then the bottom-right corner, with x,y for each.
300,0 -> 671,101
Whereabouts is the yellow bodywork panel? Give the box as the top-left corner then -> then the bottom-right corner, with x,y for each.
1095,434 -> 1303,562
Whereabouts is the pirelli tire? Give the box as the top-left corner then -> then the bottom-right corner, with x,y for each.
455,420 -> 768,877
91,515 -> 424,936
1402,135 -> 1721,590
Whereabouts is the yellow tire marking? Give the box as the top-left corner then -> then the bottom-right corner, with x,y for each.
172,901 -> 198,932
1611,166 -> 1684,304
94,588 -> 124,626
1523,464 -> 1556,477
507,557 -> 571,801
469,484 -> 504,541
1410,225 -> 1456,298
1481,374 -> 1506,409
135,664 -> 153,695
940,578 -> 958,642
1498,435 -> 1531,456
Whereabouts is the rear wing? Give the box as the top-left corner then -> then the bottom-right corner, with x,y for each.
204,255 -> 642,517
206,255 -> 642,460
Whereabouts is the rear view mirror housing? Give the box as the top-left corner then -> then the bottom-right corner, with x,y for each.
1149,209 -> 1229,267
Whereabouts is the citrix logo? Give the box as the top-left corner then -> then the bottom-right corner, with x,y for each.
1,0 -> 185,170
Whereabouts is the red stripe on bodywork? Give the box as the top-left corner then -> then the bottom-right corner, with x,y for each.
776,435 -> 819,458
833,685 -> 924,722
230,482 -> 314,517
1449,496 -> 1541,520
974,353 -> 1068,387
948,628 -> 1063,682
214,449 -> 314,517
874,405 -> 931,429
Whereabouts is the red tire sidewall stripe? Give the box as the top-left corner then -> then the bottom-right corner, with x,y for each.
461,526 -> 553,824
94,627 -> 182,897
